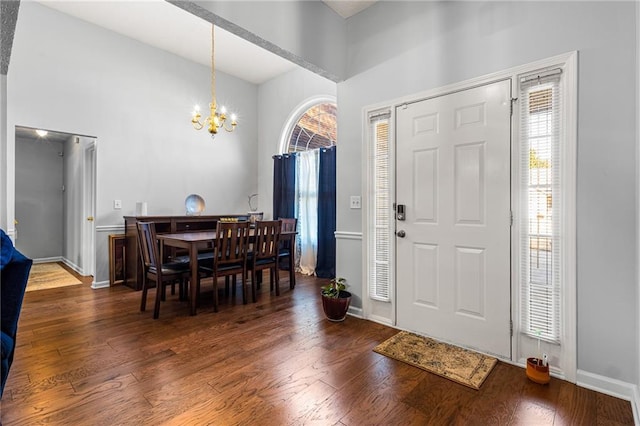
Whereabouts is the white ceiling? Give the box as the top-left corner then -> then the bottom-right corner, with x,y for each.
35,1 -> 377,84
323,0 -> 377,19
37,0 -> 300,85
16,125 -> 74,143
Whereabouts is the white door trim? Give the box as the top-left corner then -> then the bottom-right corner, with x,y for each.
361,51 -> 577,381
82,140 -> 97,280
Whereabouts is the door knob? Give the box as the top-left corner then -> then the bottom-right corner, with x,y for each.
87,216 -> 94,222
396,230 -> 406,238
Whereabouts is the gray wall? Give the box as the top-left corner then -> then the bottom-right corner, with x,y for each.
338,1 -> 638,385
8,2 -> 260,283
15,136 -> 64,259
190,0 -> 346,81
257,67 -> 337,219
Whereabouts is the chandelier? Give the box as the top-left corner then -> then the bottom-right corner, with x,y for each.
191,24 -> 237,138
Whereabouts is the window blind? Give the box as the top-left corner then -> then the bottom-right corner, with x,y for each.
369,111 -> 391,302
519,69 -> 562,343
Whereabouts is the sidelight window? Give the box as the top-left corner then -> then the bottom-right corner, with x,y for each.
367,110 -> 391,302
519,70 -> 562,343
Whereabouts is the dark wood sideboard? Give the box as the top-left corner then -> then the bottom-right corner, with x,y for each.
124,214 -> 249,290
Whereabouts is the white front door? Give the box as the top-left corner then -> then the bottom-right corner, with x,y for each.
396,80 -> 512,358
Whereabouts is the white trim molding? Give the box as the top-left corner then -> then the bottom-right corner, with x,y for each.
634,385 -> 640,426
91,280 -> 110,290
577,370 -> 639,425
367,313 -> 394,327
96,225 -> 125,233
5,228 -> 16,241
334,231 -> 362,241
62,258 -> 84,276
636,0 -> 640,416
278,95 -> 337,154
347,306 -> 363,318
32,256 -> 64,264
511,51 -> 578,383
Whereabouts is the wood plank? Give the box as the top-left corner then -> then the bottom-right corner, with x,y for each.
0,273 -> 633,425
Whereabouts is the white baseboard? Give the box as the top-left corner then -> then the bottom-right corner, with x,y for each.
33,256 -> 63,264
347,306 -> 364,318
576,369 -> 639,424
32,256 -> 102,289
366,314 -> 394,327
633,386 -> 640,426
61,258 -> 85,276
91,280 -> 110,289
5,228 -> 16,241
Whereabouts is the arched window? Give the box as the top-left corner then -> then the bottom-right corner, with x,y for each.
274,97 -> 337,277
286,102 -> 337,153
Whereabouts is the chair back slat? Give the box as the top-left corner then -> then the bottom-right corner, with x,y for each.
279,218 -> 297,233
137,222 -> 159,268
278,218 -> 297,252
215,221 -> 250,267
254,220 -> 281,260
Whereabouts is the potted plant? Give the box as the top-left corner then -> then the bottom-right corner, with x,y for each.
321,277 -> 351,322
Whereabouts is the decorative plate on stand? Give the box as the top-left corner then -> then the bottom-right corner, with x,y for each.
185,194 -> 205,215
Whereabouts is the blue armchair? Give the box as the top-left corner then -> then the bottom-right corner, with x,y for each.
1,229 -> 32,398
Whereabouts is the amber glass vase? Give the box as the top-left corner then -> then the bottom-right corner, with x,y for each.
526,357 -> 550,384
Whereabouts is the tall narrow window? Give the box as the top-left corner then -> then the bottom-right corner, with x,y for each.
368,110 -> 391,301
277,100 -> 337,277
519,69 -> 562,343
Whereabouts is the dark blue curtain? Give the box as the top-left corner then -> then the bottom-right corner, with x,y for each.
316,146 -> 336,278
272,154 -> 296,220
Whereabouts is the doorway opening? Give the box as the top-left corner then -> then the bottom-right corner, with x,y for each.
14,126 -> 97,280
363,52 -> 577,381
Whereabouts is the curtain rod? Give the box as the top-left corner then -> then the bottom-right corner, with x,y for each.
272,146 -> 335,159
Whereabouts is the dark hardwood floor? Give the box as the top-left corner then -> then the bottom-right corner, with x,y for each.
1,272 -> 634,425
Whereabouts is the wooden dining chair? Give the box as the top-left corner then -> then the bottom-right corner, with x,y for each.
248,220 -> 282,301
278,217 -> 297,289
199,221 -> 250,312
136,222 -> 190,319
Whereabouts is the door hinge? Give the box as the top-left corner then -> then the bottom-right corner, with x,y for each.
510,211 -> 513,227
510,97 -> 518,116
510,319 -> 513,337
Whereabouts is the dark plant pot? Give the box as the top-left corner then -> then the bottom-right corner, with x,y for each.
321,291 -> 352,322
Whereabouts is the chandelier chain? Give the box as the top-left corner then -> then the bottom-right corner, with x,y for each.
211,24 -> 215,108
190,23 -> 237,137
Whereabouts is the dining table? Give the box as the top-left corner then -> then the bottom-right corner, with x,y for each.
157,229 -> 297,315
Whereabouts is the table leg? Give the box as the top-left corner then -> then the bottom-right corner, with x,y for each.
189,242 -> 199,315
289,235 -> 296,289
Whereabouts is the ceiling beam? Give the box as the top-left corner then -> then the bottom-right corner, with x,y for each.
1,0 -> 20,75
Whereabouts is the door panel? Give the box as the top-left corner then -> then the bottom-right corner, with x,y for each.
396,80 -> 512,358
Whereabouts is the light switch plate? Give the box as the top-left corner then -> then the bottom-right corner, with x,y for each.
114,199 -> 122,209
350,196 -> 361,209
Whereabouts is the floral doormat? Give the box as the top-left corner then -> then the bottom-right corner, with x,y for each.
373,331 -> 497,390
